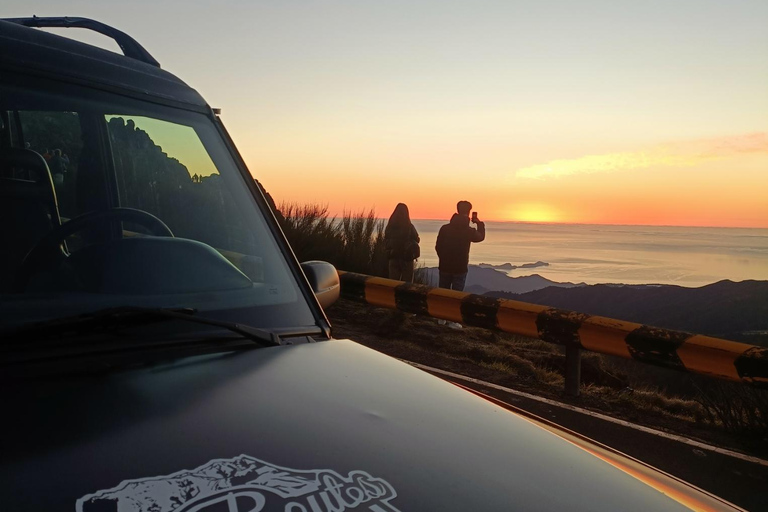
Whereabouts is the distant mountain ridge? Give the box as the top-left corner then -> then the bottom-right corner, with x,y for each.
421,265 -> 768,344
477,261 -> 549,271
421,265 -> 584,295
487,280 -> 768,345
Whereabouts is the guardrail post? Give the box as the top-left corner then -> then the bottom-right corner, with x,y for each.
565,345 -> 582,397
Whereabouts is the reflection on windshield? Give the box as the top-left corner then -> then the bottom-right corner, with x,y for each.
107,115 -> 256,256
106,115 -> 218,178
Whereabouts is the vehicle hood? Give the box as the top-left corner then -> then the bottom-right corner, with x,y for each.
0,339 -> 734,511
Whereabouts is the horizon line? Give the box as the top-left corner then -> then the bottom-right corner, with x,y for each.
403,219 -> 768,230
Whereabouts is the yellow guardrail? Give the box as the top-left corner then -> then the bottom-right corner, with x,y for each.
338,271 -> 768,389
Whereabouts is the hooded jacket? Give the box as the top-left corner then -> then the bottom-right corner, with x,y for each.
435,214 -> 485,273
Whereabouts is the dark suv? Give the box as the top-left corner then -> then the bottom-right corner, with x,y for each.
0,17 -> 742,511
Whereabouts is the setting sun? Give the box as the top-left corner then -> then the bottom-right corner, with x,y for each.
508,203 -> 562,223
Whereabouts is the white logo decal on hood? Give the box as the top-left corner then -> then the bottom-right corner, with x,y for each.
76,454 -> 401,512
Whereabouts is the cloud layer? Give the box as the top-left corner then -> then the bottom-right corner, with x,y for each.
515,132 -> 768,180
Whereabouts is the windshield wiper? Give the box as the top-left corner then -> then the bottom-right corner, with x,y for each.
0,306 -> 282,348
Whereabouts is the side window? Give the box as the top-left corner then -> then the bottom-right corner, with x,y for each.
17,111 -> 83,219
106,115 -> 258,258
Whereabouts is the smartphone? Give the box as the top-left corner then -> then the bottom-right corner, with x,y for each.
471,212 -> 478,223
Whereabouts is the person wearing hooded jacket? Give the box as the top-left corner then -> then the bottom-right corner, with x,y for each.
435,200 -> 485,292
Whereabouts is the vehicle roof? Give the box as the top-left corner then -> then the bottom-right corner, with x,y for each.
0,19 -> 208,110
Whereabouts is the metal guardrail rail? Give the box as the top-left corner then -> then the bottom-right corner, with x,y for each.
338,271 -> 768,393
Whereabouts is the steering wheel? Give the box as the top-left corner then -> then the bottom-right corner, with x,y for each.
14,207 -> 174,292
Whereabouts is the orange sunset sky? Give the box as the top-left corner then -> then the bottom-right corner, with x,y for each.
9,1 -> 768,227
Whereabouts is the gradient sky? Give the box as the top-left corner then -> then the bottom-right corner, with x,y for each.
6,0 -> 768,227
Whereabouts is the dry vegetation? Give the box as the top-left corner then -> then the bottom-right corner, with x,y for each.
277,203 -> 388,276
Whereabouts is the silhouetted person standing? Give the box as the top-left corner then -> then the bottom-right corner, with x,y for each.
436,200 -> 485,291
384,203 -> 420,282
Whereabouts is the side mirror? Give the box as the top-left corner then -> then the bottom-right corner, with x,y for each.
300,260 -> 340,309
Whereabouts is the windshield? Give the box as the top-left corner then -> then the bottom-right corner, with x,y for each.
0,76 -> 316,335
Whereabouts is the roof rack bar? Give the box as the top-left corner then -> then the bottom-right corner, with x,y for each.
1,16 -> 161,68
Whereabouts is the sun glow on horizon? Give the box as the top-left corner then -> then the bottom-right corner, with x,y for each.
507,203 -> 562,224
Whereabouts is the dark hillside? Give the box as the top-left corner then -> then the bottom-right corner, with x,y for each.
488,280 -> 768,345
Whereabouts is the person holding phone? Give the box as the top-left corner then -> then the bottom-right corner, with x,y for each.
435,200 -> 486,328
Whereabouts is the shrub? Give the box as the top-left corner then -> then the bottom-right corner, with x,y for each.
694,380 -> 768,441
278,203 -> 342,264
338,209 -> 387,275
278,202 -> 387,277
